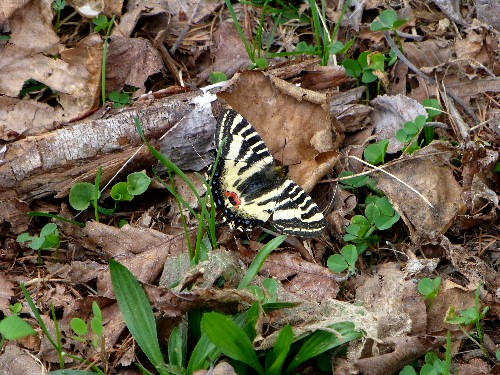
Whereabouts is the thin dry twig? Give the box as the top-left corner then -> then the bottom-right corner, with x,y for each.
349,155 -> 435,208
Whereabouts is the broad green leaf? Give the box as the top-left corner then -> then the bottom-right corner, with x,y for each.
327,254 -> 348,273
364,140 -> 389,165
127,171 -> 151,195
341,244 -> 358,266
399,365 -> 418,375
111,182 -> 134,201
342,59 -> 362,78
70,318 -> 88,336
209,71 -> 228,83
69,182 -> 99,211
0,315 -> 37,340
423,98 -> 443,119
201,312 -> 264,374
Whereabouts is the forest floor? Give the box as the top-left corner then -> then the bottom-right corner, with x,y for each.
0,1 -> 499,374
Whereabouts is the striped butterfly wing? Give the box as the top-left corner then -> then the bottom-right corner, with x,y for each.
212,109 -> 326,237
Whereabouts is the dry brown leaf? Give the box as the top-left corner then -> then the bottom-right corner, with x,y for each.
377,142 -> 465,237
0,344 -> 43,374
355,263 -> 427,339
83,222 -> 189,297
0,96 -> 65,140
454,30 -> 490,64
218,70 -> 343,191
402,39 -> 452,73
106,36 -> 163,97
1,14 -> 103,116
355,336 -> 444,375
426,279 -> 476,333
193,360 -> 237,375
476,0 -> 500,31
371,94 -> 428,153
456,358 -> 492,375
0,272 -> 15,315
259,251 -> 339,303
197,21 -> 252,83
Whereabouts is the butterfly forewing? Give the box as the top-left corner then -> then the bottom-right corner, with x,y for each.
212,108 -> 326,237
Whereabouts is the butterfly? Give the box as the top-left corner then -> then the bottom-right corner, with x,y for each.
211,108 -> 326,237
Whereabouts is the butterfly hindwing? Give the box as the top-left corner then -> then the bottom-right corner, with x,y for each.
212,108 -> 326,237
272,180 -> 326,237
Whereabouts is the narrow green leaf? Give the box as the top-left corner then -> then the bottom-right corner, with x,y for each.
186,332 -> 220,373
268,324 -> 293,375
285,322 -> 362,374
201,312 -> 264,374
109,259 -> 167,373
238,235 -> 287,289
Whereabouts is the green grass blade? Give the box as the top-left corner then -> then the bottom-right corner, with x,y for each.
225,0 -> 254,61
134,118 -> 203,209
109,259 -> 168,374
201,312 -> 265,374
238,235 -> 287,289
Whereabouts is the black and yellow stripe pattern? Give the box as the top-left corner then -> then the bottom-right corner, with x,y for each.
212,109 -> 326,237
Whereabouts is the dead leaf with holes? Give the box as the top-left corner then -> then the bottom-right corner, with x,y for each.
217,70 -> 343,192
376,142 -> 465,237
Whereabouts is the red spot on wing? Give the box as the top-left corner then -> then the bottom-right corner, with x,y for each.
224,191 -> 241,208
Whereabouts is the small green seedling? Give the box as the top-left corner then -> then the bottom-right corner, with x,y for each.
344,196 -> 400,251
446,305 -> 489,326
363,139 -> 389,165
399,352 -> 449,375
343,51 -> 386,85
417,277 -> 442,300
17,223 -> 60,251
9,302 -> 23,315
247,277 -> 279,305
70,301 -> 105,350
69,171 -> 151,218
110,171 -> 151,201
93,14 -> 113,33
370,9 -> 409,53
209,71 -> 228,84
17,223 -> 60,264
53,0 -> 66,33
327,244 -> 358,275
396,115 -> 427,154
338,171 -> 376,190
446,284 -> 489,353
370,9 -> 409,32
108,90 -> 133,108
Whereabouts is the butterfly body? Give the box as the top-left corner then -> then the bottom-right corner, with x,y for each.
212,109 -> 326,237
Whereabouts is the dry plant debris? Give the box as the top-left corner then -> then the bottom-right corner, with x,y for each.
0,0 -> 499,374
